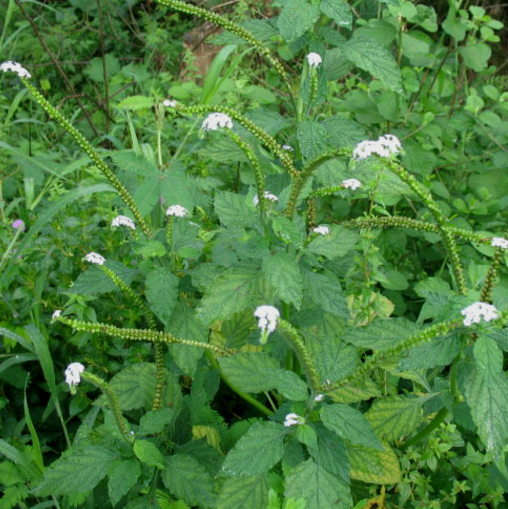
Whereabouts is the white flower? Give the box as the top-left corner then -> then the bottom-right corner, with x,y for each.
284,413 -> 305,427
306,53 -> 322,68
378,134 -> 402,155
253,191 -> 279,206
342,178 -> 362,190
52,310 -> 62,320
202,112 -> 233,131
254,305 -> 280,334
1,61 -> 31,78
166,205 -> 188,217
65,363 -> 85,390
282,145 -> 293,152
313,226 -> 329,236
162,99 -> 178,107
352,140 -> 390,161
461,301 -> 499,327
111,215 -> 136,230
492,237 -> 508,249
85,252 -> 105,265
314,394 -> 324,402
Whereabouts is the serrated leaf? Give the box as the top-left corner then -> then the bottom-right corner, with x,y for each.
278,0 -> 320,41
108,459 -> 140,507
344,37 -> 402,92
218,475 -> 268,509
308,423 -> 349,483
344,318 -> 419,351
297,120 -> 328,160
197,267 -> 267,326
328,376 -> 381,404
133,240 -> 166,258
348,442 -> 401,484
218,353 -> 308,401
117,95 -> 154,110
163,454 -> 216,507
34,446 -> 118,496
321,404 -> 382,450
365,396 -> 423,442
107,363 -> 156,411
145,268 -> 178,326
398,335 -> 461,370
69,261 -> 136,295
262,252 -> 303,308
214,190 -> 258,228
320,0 -> 352,28
322,115 -> 366,148
140,408 -> 174,435
473,334 -> 502,375
285,458 -> 352,509
222,421 -> 285,477
133,440 -> 164,468
307,225 -> 359,259
303,270 -> 348,317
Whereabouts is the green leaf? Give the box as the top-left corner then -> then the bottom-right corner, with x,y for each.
214,190 -> 258,228
133,240 -> 167,258
218,475 -> 268,509
140,408 -> 174,435
117,95 -> 154,110
473,335 -> 502,375
348,442 -> 401,484
167,303 -> 208,376
163,454 -> 216,507
344,318 -> 419,351
321,116 -> 366,148
320,0 -> 352,29
69,261 -> 136,295
285,458 -> 352,509
107,363 -> 156,411
83,54 -> 120,82
321,404 -> 382,449
324,48 -> 353,81
197,267 -> 267,326
222,421 -> 286,477
344,37 -> 402,93
303,270 -> 348,317
133,440 -> 164,468
218,353 -> 308,401
262,252 -> 303,308
108,459 -> 141,507
34,446 -> 118,496
459,43 -> 492,72
328,376 -> 381,404
307,423 -> 349,482
145,267 -> 179,326
278,0 -> 320,41
307,225 -> 359,259
398,335 -> 461,370
297,120 -> 328,160
365,396 -> 423,442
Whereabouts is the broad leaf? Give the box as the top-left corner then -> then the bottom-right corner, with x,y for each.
108,459 -> 140,507
303,270 -> 348,317
69,261 -> 136,295
348,442 -> 401,484
215,190 -> 258,228
307,225 -> 359,259
145,267 -> 178,326
297,120 -> 328,160
218,475 -> 268,509
320,0 -> 352,29
139,408 -> 174,435
278,0 -> 320,41
133,440 -> 164,468
262,252 -> 303,308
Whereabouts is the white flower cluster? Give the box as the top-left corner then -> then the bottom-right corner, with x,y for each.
284,413 -> 305,427
111,215 -> 136,230
314,394 -> 324,402
162,99 -> 178,107
65,362 -> 85,390
253,191 -> 278,206
461,301 -> 499,327
353,134 -> 401,161
306,53 -> 322,68
254,305 -> 279,333
1,61 -> 31,78
312,225 -> 329,236
52,310 -> 62,320
85,252 -> 105,265
342,178 -> 362,190
282,145 -> 293,152
492,237 -> 508,249
202,112 -> 233,131
166,205 -> 188,217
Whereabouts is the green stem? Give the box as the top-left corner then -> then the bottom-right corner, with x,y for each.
400,407 -> 449,451
206,351 -> 273,416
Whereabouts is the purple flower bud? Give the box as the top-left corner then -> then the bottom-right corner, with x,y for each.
12,219 -> 25,231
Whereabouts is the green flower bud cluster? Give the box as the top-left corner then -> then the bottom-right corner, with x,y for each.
56,316 -> 236,356
480,249 -> 503,304
175,104 -> 298,178
22,79 -> 151,238
154,0 -> 290,90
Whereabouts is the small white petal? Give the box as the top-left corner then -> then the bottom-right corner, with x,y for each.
282,145 -> 294,152
202,112 -> 233,131
111,215 -> 136,230
254,305 -> 280,333
85,252 -> 106,265
342,178 -> 362,190
65,362 -> 85,389
284,413 -> 305,427
492,237 -> 508,249
312,226 -> 329,236
162,99 -> 178,107
166,205 -> 188,217
314,394 -> 324,402
52,310 -> 62,320
253,191 -> 278,207
461,301 -> 499,327
353,140 -> 390,161
378,134 -> 402,155
1,61 -> 31,78
306,53 -> 322,68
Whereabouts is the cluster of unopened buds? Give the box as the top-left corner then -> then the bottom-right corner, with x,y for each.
353,134 -> 401,161
1,61 -> 31,78
461,301 -> 499,327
